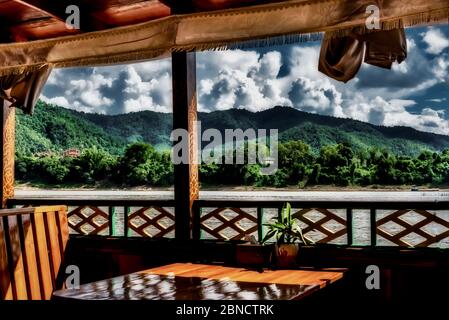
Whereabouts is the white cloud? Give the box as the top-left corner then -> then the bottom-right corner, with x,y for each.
40,95 -> 70,109
62,73 -> 115,113
135,59 -> 171,81
288,77 -> 344,117
45,69 -> 63,86
197,50 -> 260,77
255,51 -> 282,79
421,28 -> 449,55
197,51 -> 290,112
428,98 -> 447,103
195,39 -> 447,137
40,26 -> 449,136
433,56 -> 449,81
345,96 -> 449,135
386,107 -> 449,135
124,96 -> 169,114
391,61 -> 409,73
41,59 -> 172,114
122,65 -> 172,113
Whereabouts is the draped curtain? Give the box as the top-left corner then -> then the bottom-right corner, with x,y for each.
0,0 -> 446,76
0,65 -> 52,114
319,28 -> 407,82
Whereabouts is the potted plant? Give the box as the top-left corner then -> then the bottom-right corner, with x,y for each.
261,202 -> 309,268
235,235 -> 274,268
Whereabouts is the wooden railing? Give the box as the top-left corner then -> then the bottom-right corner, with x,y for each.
193,199 -> 449,248
8,198 -> 449,248
8,199 -> 175,238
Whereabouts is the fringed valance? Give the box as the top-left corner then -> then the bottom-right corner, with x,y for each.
0,0 -> 447,76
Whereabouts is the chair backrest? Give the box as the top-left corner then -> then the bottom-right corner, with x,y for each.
0,205 -> 69,300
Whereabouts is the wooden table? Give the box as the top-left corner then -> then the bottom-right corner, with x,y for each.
53,263 -> 345,300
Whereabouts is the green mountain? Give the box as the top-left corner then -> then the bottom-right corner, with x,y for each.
198,106 -> 449,155
16,101 -> 126,155
15,101 -> 449,156
75,108 -> 173,151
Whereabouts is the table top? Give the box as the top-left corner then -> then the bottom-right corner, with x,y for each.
53,263 -> 345,300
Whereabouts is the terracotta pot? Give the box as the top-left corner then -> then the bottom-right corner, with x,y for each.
235,243 -> 274,267
275,244 -> 299,268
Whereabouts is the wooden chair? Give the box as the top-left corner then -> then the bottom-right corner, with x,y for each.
0,206 -> 69,300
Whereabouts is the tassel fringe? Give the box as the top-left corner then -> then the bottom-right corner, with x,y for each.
326,8 -> 449,38
0,7 -> 447,75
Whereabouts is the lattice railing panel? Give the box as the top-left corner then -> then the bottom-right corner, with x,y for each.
200,207 -> 258,240
292,208 -> 347,244
377,209 -> 449,247
11,199 -> 449,248
128,207 -> 175,238
67,206 -> 109,235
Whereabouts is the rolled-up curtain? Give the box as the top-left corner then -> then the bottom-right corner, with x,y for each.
364,28 -> 407,69
319,27 -> 407,82
0,65 -> 52,114
318,34 -> 365,83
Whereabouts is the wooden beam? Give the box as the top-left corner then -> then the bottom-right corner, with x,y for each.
6,18 -> 79,42
172,52 -> 199,240
90,1 -> 171,27
0,98 -> 15,208
160,0 -> 195,13
0,24 -> 14,43
12,0 -> 102,32
13,0 -> 68,23
162,0 -> 284,12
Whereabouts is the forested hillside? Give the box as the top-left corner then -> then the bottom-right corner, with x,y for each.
16,102 -> 449,157
15,101 -> 449,188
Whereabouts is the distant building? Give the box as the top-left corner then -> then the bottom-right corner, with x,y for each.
63,148 -> 80,158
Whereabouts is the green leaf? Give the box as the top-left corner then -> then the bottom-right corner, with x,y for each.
273,222 -> 287,230
261,229 -> 276,244
285,202 -> 292,226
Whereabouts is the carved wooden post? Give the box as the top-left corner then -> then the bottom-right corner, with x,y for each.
0,97 -> 15,208
172,52 -> 199,240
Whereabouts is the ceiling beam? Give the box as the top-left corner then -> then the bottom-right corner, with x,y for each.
0,24 -> 16,42
90,1 -> 171,27
159,0 -> 196,14
160,0 -> 285,13
12,0 -> 102,32
13,0 -> 69,23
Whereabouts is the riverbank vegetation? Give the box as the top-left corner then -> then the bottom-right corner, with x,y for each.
16,141 -> 449,188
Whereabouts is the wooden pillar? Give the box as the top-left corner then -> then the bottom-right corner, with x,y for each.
0,98 -> 15,208
172,52 -> 199,240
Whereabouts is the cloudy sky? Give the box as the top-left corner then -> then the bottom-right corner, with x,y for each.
41,26 -> 449,135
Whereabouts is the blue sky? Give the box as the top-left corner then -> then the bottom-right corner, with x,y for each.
41,25 -> 449,135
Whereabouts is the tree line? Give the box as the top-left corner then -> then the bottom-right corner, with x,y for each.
15,141 -> 449,187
